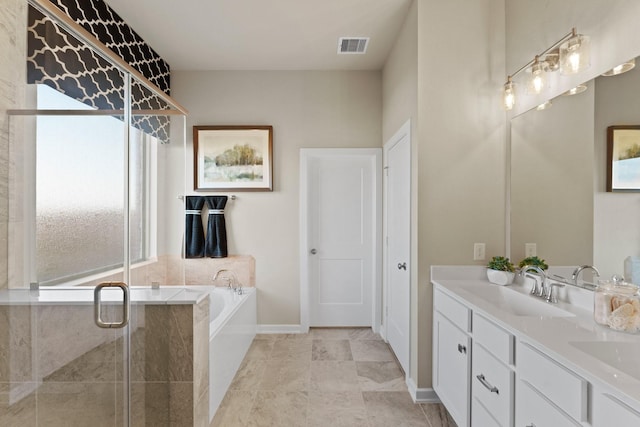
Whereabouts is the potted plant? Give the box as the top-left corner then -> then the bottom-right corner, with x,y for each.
518,256 -> 548,271
487,256 -> 516,285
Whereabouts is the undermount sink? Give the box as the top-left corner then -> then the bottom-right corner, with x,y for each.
460,285 -> 575,318
570,341 -> 640,381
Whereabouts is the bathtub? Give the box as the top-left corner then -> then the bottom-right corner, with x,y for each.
206,286 -> 257,422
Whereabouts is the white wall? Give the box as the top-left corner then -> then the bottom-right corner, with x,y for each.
170,70 -> 382,325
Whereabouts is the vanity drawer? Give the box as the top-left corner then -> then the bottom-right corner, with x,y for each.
472,344 -> 513,427
472,398 -> 501,427
473,312 -> 513,364
517,341 -> 587,423
516,379 -> 581,427
434,288 -> 471,332
593,392 -> 640,427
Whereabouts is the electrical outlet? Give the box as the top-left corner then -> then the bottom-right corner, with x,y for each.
473,243 -> 486,261
525,243 -> 537,257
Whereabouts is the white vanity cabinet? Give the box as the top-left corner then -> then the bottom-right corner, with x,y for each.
432,274 -> 640,427
433,288 -> 472,427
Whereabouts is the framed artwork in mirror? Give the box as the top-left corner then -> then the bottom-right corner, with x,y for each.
607,125 -> 640,192
193,125 -> 273,191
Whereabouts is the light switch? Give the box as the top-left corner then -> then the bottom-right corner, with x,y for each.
474,243 -> 486,261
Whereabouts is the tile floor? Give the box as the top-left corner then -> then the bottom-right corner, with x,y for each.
211,328 -> 457,427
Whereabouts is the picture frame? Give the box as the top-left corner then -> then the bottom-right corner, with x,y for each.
607,125 -> 640,192
193,125 -> 273,191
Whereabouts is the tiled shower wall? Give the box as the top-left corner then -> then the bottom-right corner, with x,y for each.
0,0 -> 27,290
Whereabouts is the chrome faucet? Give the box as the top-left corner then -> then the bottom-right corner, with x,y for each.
212,269 -> 242,294
520,265 -> 547,298
571,265 -> 600,287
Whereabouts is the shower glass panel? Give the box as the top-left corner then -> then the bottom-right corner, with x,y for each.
1,2 -> 186,425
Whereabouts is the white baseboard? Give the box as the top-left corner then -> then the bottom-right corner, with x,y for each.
257,324 -> 304,334
406,377 -> 440,403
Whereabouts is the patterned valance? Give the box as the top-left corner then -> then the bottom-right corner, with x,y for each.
27,1 -> 173,143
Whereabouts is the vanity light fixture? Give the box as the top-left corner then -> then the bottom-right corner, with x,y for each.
601,58 -> 635,76
503,27 -> 590,110
559,28 -> 590,75
527,56 -> 547,94
503,76 -> 516,110
562,84 -> 588,96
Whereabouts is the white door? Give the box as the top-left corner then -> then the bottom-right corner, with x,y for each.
384,121 -> 411,374
300,149 -> 381,328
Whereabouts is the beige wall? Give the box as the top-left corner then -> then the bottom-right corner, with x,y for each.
594,67 -> 640,280
381,0 -> 421,386
511,87 -> 594,265
417,0 -> 507,388
170,70 -> 382,325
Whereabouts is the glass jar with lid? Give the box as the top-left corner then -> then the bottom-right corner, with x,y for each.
594,279 -> 640,333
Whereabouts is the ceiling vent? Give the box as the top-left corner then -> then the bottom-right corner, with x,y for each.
337,37 -> 369,54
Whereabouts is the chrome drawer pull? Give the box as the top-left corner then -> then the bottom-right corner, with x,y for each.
476,374 -> 499,394
526,424 -> 536,427
457,344 -> 467,354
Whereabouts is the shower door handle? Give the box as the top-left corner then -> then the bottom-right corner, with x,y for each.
94,281 -> 129,329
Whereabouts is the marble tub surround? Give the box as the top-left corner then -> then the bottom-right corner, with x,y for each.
212,328 -> 455,427
432,265 -> 640,415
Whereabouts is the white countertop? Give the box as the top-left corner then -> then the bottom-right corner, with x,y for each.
0,286 -> 210,305
431,266 -> 640,411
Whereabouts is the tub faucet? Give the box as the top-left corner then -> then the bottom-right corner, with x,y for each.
213,269 -> 241,293
571,265 -> 600,287
519,265 -> 547,297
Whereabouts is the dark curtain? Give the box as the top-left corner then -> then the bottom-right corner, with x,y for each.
185,196 -> 205,258
205,196 -> 228,258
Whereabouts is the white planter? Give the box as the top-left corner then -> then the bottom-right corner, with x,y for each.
486,268 -> 515,286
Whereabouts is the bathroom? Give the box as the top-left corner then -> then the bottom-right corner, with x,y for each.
1,0 -> 640,425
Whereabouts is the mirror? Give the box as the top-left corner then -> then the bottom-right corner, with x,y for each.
510,57 -> 640,281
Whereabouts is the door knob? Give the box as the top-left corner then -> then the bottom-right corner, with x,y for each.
310,248 -> 317,255
397,262 -> 407,270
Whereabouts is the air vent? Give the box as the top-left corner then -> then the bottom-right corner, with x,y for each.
337,37 -> 369,54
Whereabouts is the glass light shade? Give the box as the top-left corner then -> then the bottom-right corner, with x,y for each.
503,80 -> 515,110
527,60 -> 547,94
563,84 -> 588,96
602,58 -> 636,76
536,100 -> 552,111
560,34 -> 590,75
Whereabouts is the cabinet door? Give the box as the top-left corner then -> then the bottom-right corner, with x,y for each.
434,312 -> 471,427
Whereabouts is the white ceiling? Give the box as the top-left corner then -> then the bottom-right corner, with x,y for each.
103,0 -> 412,71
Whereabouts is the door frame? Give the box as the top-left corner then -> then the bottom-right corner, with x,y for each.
382,119 -> 412,375
299,148 -> 382,333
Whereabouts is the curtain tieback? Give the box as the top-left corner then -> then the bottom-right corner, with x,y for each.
185,209 -> 202,215
209,209 -> 225,215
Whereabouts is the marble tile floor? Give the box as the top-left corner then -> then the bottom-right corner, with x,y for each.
211,327 -> 457,427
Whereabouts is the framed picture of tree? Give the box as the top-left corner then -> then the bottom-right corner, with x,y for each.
193,125 -> 273,191
606,125 -> 640,192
